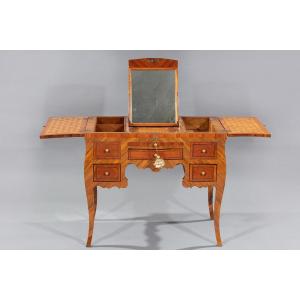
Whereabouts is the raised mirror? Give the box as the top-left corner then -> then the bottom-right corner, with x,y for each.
128,58 -> 178,126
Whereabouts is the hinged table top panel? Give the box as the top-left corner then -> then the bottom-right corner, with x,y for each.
40,116 -> 271,138
219,117 -> 271,137
40,117 -> 88,139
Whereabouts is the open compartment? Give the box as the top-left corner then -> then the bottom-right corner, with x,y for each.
181,117 -> 210,132
95,116 -> 125,132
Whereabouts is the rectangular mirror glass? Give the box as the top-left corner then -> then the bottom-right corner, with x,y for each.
128,58 -> 178,126
131,70 -> 176,124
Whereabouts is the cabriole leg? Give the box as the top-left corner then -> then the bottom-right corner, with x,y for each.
213,184 -> 225,247
86,185 -> 97,247
208,186 -> 214,220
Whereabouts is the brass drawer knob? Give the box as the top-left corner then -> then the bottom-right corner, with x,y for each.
104,148 -> 110,153
201,171 -> 206,176
104,171 -> 110,176
201,149 -> 207,153
153,142 -> 158,147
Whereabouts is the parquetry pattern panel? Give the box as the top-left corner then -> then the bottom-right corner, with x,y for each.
220,117 -> 271,137
40,117 -> 87,138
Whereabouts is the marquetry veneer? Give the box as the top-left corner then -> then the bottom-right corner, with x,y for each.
40,115 -> 271,247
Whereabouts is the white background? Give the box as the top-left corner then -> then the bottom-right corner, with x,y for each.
1,0 -> 300,299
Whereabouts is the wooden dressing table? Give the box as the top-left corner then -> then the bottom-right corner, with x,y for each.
40,58 -> 271,247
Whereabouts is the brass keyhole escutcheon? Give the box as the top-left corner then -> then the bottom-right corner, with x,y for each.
153,153 -> 165,169
152,137 -> 164,169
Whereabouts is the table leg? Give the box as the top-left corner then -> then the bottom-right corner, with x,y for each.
208,186 -> 214,220
84,140 -> 97,247
85,185 -> 97,247
213,183 -> 225,247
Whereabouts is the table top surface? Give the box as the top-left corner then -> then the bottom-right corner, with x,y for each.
40,116 -> 271,139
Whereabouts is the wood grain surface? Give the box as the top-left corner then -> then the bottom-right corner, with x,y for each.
83,129 -> 227,247
40,115 -> 270,247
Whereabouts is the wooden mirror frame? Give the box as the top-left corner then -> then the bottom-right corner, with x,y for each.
128,58 -> 179,127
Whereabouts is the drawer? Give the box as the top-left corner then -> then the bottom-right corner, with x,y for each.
128,149 -> 183,160
191,142 -> 216,158
128,141 -> 183,149
94,142 -> 121,159
189,164 -> 217,182
93,164 -> 121,182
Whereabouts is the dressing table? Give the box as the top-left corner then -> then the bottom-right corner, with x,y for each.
40,58 -> 271,247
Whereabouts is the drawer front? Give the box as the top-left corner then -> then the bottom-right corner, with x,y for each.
191,142 -> 216,158
128,141 -> 183,149
94,142 -> 121,159
93,164 -> 121,182
128,149 -> 183,160
189,164 -> 217,182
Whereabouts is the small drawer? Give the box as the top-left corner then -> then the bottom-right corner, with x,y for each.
94,142 -> 121,159
189,164 -> 217,182
93,164 -> 121,182
128,149 -> 183,160
191,142 -> 216,158
128,141 -> 183,149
